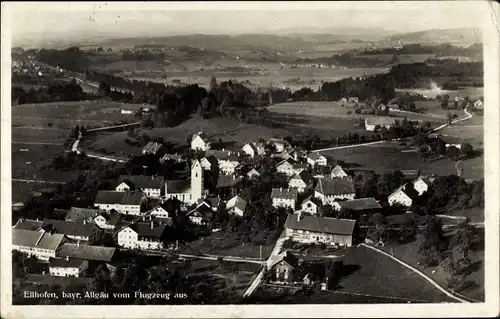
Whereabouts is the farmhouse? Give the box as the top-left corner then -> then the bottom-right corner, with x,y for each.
473,99 -> 483,109
246,167 -> 263,179
49,257 -> 88,278
219,160 -> 239,176
314,177 -> 356,205
364,117 -> 400,131
164,159 -> 205,205
288,170 -> 313,193
285,213 -> 356,246
440,135 -> 463,150
271,188 -> 298,209
58,243 -> 116,263
281,147 -> 298,161
277,159 -> 307,177
200,157 -> 212,170
330,165 -> 349,178
268,251 -> 300,284
93,211 -> 122,230
191,132 -> 211,151
300,196 -> 323,215
116,175 -> 164,198
332,198 -> 382,214
160,153 -> 186,164
242,142 -> 265,158
94,191 -> 145,216
186,202 -> 213,225
116,220 -> 168,250
226,195 -> 248,217
205,150 -> 241,175
12,228 -> 66,261
40,219 -> 103,244
388,103 -> 400,111
13,218 -> 43,231
145,205 -> 170,219
412,176 -> 433,196
142,142 -> 165,156
387,185 -> 413,207
307,152 -> 327,168
268,138 -> 290,152
64,207 -> 104,224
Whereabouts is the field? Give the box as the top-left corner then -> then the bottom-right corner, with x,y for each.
355,54 -> 436,64
395,87 -> 483,100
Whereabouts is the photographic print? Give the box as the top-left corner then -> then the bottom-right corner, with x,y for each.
1,1 -> 499,318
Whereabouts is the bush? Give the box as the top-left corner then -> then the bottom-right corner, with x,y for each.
354,108 -> 362,114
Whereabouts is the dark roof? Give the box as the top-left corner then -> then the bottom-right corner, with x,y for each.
285,214 -> 356,236
58,243 -> 116,262
331,165 -> 347,176
40,219 -> 98,238
117,175 -> 164,189
271,188 -> 298,200
226,195 -> 247,213
205,196 -> 221,208
188,204 -> 213,219
217,175 -> 243,188
307,152 -> 325,161
268,138 -> 287,146
301,196 -> 323,208
127,222 -> 167,238
291,170 -> 313,185
315,177 -> 355,196
293,163 -> 307,170
365,116 -> 401,126
270,251 -> 300,269
49,257 -> 85,268
165,180 -> 190,193
142,141 -> 164,154
206,150 -> 240,162
337,198 -> 382,211
96,211 -> 122,226
13,218 -> 43,231
94,191 -> 144,205
192,132 -> 209,142
65,207 -> 104,223
12,229 -> 65,251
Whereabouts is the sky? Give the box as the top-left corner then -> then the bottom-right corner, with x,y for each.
6,1 -> 487,46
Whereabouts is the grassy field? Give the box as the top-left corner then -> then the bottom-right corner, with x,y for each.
180,232 -> 274,260
395,87 -> 483,100
355,54 -> 436,64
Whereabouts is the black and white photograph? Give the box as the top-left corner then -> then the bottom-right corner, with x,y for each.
1,1 -> 499,318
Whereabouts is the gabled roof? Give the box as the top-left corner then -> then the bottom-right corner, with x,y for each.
187,204 -> 213,219
268,138 -> 288,146
40,219 -> 99,238
307,152 -> 325,161
271,188 -> 298,200
49,257 -> 85,269
336,198 -> 382,211
65,207 -> 104,223
142,141 -> 164,153
243,142 -> 259,154
293,163 -> 307,170
12,229 -> 65,251
192,132 -> 209,143
58,243 -> 116,262
165,180 -> 190,194
277,159 -> 294,168
301,196 -> 323,208
388,184 -> 409,199
162,153 -> 186,162
315,177 -> 355,196
204,196 -> 221,209
285,214 -> 356,236
117,175 -> 164,189
95,211 -> 122,226
269,251 -> 300,270
365,116 -> 402,126
331,165 -> 347,177
205,150 -> 240,161
94,191 -> 144,205
126,222 -> 167,238
13,218 -> 43,231
226,195 -> 247,213
291,170 -> 313,185
217,175 -> 243,188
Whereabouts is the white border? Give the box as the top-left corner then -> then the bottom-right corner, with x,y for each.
1,2 -> 499,318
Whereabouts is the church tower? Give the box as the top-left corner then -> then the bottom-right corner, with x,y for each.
190,159 -> 204,204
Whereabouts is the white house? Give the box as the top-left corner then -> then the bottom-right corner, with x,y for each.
116,220 -> 167,250
186,203 -> 213,225
164,159 -> 206,205
242,142 -> 265,158
288,170 -> 313,193
246,167 -> 262,179
226,195 -> 247,217
115,175 -> 164,199
93,211 -> 122,230
307,152 -> 327,168
205,150 -> 241,175
12,228 -> 66,261
332,198 -> 382,213
40,219 -> 103,244
146,205 -> 170,219
314,177 -> 356,205
330,165 -> 348,178
387,185 -> 413,207
276,160 -> 295,177
200,157 -> 212,170
271,188 -> 298,210
191,132 -> 211,151
441,136 -> 463,150
94,191 -> 145,216
412,176 -> 432,196
281,147 -> 298,161
219,160 -> 239,176
300,196 -> 323,215
268,138 -> 289,152
473,99 -> 483,109
49,257 -> 88,277
364,117 -> 400,131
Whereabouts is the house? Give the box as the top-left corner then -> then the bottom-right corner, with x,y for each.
64,207 -> 104,224
314,177 -> 356,205
12,228 -> 66,261
268,251 -> 300,284
292,163 -> 308,176
307,152 -> 327,168
364,117 -> 401,131
271,188 -> 298,210
268,138 -> 289,152
242,142 -> 265,158
49,257 -> 88,277
440,135 -> 463,150
116,220 -> 168,250
246,167 -> 262,179
200,157 -> 212,170
164,159 -> 205,205
93,211 -> 122,230
281,147 -> 298,161
94,191 -> 145,216
116,175 -> 164,198
219,160 -> 239,176
58,243 -> 116,263
330,165 -> 349,178
216,175 -> 244,189
340,98 -> 348,103
300,196 -> 323,215
121,107 -> 135,115
473,99 -> 483,109
142,142 -> 165,156
191,132 -> 211,151
187,203 -> 213,225
160,153 -> 186,164
40,219 -> 103,244
412,176 -> 432,196
348,97 -> 359,103
400,169 -> 421,180
332,198 -> 382,214
276,159 -> 295,177
285,213 -> 356,246
204,196 -> 221,211
205,150 -> 241,175
387,185 -> 413,207
288,170 -> 313,193
145,205 -> 170,219
13,218 -> 43,231
226,195 -> 247,217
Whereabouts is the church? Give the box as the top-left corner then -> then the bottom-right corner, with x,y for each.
164,159 -> 206,205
